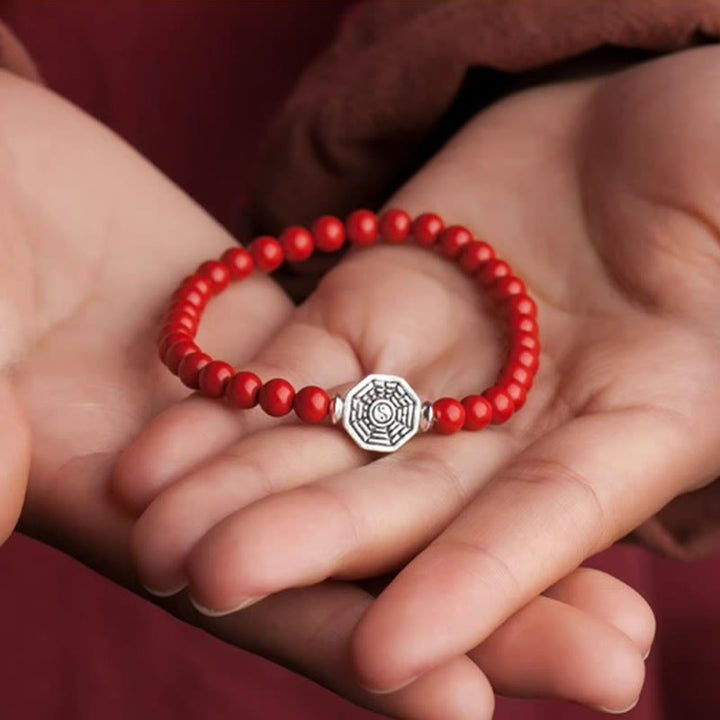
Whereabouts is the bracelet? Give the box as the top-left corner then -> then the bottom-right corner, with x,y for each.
157,209 -> 539,453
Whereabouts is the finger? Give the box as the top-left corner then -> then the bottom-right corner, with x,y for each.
183,430 -> 515,614
470,593 -> 645,713
544,567 -> 655,656
132,423 -> 364,595
350,406 -> 717,691
113,316 -> 363,512
0,376 -> 30,543
170,582 -> 495,720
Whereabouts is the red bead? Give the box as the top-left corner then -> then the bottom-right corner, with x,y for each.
158,331 -> 190,361
178,351 -> 212,389
509,314 -> 538,336
433,397 -> 466,434
484,387 -> 515,424
492,275 -> 526,300
411,212 -> 444,246
165,339 -> 199,373
198,360 -> 234,398
280,226 -> 314,262
250,235 -> 284,272
167,301 -> 200,320
258,378 -> 295,417
459,241 -> 495,273
439,225 -> 473,259
511,347 -> 540,374
502,380 -> 527,409
505,293 -> 537,319
226,371 -> 262,408
501,361 -> 534,389
163,309 -> 197,334
379,208 -> 411,243
294,386 -> 330,423
511,331 -> 540,354
221,247 -> 255,280
477,259 -> 511,286
180,274 -> 213,300
312,215 -> 345,252
171,284 -> 208,310
461,395 -> 493,431
346,209 -> 379,246
197,260 -> 230,293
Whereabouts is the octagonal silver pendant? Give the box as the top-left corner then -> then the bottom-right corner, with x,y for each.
341,374 -> 421,453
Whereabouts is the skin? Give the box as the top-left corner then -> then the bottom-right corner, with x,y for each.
114,45 -> 720,715
8,43 -> 711,717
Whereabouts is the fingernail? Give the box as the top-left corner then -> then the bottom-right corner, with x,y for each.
642,647 -> 651,661
144,583 -> 187,598
361,676 -> 419,696
190,594 -> 267,617
597,697 -> 639,714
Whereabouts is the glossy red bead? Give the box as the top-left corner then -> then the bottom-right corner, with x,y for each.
439,225 -> 473,259
158,331 -> 190,361
484,387 -> 515,424
198,360 -> 234,398
492,275 -> 526,300
379,208 -> 411,243
346,209 -> 378,246
180,274 -> 214,300
197,260 -> 230,293
250,235 -> 284,272
226,371 -> 262,408
280,226 -> 314,262
502,380 -> 527,410
433,397 -> 466,434
511,331 -> 540,354
294,386 -> 330,423
312,215 -> 345,252
259,378 -> 295,417
501,361 -> 534,389
165,339 -> 199,373
163,309 -> 197,334
178,351 -> 212,389
511,347 -> 540,374
167,301 -> 200,320
411,212 -> 444,246
459,240 -> 495,273
461,395 -> 493,431
221,247 -> 255,280
477,259 -> 511,286
505,293 -> 538,319
171,284 -> 208,310
509,314 -> 538,336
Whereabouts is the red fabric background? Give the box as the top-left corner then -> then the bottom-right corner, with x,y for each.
0,2 -> 719,719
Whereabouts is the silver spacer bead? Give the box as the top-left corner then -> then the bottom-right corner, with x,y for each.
419,401 -> 435,432
329,394 -> 344,425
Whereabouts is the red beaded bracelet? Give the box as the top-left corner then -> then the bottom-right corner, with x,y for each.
158,209 -> 539,453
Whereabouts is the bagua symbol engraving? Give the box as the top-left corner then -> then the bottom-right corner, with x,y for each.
342,374 -> 421,452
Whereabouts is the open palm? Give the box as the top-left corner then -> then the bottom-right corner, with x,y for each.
114,46 -> 720,712
0,68 -> 655,719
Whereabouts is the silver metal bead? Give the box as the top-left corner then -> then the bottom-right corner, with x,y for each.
419,401 -> 435,432
341,373 -> 421,452
329,394 -> 344,425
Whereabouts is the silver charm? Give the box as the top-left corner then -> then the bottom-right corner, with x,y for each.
419,401 -> 435,432
341,374 -> 421,452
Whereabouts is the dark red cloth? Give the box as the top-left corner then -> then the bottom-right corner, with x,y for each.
0,3 -> 719,720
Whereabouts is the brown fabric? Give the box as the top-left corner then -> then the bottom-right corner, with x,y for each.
248,0 -> 720,560
248,0 -> 720,234
0,19 -> 40,82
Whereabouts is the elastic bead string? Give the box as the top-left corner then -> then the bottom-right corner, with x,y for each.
158,208 -> 540,438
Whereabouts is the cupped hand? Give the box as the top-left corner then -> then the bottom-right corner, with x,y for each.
112,45 -> 720,715
0,68 -> 653,719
